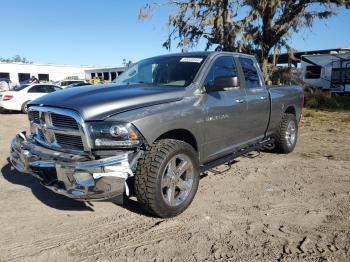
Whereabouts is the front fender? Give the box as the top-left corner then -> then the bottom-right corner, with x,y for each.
107,97 -> 205,158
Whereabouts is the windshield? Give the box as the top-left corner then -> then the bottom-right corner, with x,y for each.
14,84 -> 30,91
113,55 -> 207,87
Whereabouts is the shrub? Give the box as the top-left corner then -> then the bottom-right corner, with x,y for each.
303,108 -> 316,117
305,90 -> 341,110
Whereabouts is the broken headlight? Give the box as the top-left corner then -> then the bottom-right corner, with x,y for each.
87,122 -> 141,149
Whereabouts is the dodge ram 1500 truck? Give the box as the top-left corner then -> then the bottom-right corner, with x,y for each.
10,52 -> 303,217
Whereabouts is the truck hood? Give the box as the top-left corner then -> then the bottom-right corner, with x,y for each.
29,84 -> 185,120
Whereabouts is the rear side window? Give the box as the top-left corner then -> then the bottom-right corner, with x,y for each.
43,85 -> 56,93
239,57 -> 262,88
28,85 -> 46,93
205,56 -> 238,86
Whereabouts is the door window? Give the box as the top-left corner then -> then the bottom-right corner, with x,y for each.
239,57 -> 262,88
43,85 -> 57,93
28,85 -> 46,93
205,56 -> 238,87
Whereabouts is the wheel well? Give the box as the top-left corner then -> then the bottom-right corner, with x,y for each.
285,106 -> 296,115
22,100 -> 31,107
21,100 -> 31,112
156,129 -> 198,151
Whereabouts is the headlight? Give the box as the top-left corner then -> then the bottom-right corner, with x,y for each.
87,122 -> 141,149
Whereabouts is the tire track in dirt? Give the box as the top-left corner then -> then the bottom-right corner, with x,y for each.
1,214 -> 185,261
66,219 -> 184,261
205,222 -> 350,262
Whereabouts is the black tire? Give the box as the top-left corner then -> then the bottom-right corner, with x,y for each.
274,113 -> 298,154
135,139 -> 200,218
21,101 -> 31,114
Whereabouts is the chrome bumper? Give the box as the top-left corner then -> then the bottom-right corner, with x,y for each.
10,133 -> 134,201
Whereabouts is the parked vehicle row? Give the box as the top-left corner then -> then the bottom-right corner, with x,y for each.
0,83 -> 61,113
0,80 -> 95,113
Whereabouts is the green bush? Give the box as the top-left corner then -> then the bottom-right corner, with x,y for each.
305,90 -> 342,110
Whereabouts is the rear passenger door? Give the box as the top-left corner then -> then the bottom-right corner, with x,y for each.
238,57 -> 270,141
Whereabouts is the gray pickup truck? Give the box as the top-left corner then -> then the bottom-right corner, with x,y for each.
10,52 -> 303,217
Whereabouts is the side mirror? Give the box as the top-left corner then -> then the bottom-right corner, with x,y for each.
207,76 -> 239,92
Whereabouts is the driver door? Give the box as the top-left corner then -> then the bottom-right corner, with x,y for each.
201,56 -> 248,162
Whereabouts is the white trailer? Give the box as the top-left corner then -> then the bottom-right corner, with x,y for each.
301,52 -> 350,93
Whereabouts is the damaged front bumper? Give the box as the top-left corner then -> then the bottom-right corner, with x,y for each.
9,132 -> 138,201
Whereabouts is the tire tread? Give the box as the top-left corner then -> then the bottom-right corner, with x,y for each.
135,139 -> 198,217
274,113 -> 298,154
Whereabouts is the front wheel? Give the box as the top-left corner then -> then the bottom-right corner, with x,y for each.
274,113 -> 298,154
21,101 -> 31,114
135,139 -> 199,218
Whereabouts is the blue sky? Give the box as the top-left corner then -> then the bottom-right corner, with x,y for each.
1,0 -> 349,67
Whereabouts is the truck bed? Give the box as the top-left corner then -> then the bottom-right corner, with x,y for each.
267,85 -> 303,135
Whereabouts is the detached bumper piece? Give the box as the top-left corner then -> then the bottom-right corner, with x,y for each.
10,133 -> 133,201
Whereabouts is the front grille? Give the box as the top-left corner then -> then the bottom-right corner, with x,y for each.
51,113 -> 79,130
29,111 -> 40,124
29,108 -> 86,152
55,133 -> 84,150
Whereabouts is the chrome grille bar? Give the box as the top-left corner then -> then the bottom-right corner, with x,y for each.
51,113 -> 79,130
55,134 -> 84,150
28,106 -> 90,153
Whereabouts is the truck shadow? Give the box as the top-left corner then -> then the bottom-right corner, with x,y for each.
0,108 -> 24,114
1,163 -> 94,211
1,163 -> 153,216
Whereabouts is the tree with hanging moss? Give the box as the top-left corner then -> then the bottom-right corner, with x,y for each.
140,0 -> 350,81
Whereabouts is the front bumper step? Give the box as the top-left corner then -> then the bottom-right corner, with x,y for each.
10,132 -> 134,201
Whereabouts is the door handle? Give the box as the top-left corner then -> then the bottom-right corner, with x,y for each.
260,96 -> 267,100
235,99 -> 245,103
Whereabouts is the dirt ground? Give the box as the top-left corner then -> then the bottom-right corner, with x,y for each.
0,110 -> 349,262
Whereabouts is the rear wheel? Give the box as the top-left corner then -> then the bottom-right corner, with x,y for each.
274,113 -> 298,153
21,101 -> 31,114
135,139 -> 199,218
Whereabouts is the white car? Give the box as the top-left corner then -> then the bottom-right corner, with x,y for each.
0,83 -> 62,113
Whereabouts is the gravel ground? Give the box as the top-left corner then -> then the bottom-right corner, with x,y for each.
0,111 -> 349,262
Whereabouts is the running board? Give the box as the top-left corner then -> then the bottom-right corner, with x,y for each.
200,138 -> 274,173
